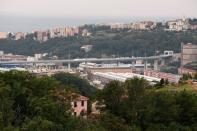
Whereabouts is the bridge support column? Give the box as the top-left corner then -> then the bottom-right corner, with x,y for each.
154,59 -> 159,70
161,59 -> 165,66
116,60 -> 119,67
144,60 -> 148,70
68,62 -> 71,69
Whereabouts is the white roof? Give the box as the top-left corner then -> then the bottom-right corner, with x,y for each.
93,72 -> 161,82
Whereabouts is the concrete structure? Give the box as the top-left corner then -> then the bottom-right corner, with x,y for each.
144,69 -> 181,83
0,55 -> 173,70
71,94 -> 88,117
0,32 -> 7,39
181,43 -> 197,66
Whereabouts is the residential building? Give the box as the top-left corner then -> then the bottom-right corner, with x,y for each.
81,29 -> 91,36
15,32 -> 24,40
71,93 -> 89,117
167,18 -> 191,31
33,30 -> 50,42
51,27 -> 79,38
0,32 -> 7,39
110,21 -> 156,30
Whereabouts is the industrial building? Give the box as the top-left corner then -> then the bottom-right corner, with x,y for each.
144,69 -> 181,83
91,72 -> 161,85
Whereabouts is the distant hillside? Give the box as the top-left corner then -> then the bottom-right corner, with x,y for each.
0,30 -> 197,58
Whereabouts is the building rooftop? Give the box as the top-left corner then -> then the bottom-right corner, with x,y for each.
93,72 -> 161,82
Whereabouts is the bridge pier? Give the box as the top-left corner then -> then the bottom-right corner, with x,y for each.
154,59 -> 159,70
68,62 -> 71,69
144,60 -> 148,70
116,60 -> 119,67
132,60 -> 135,68
161,59 -> 165,66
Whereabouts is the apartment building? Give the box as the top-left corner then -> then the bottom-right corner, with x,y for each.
181,43 -> 197,66
50,27 -> 79,38
33,30 -> 50,42
110,21 -> 156,30
167,18 -> 191,31
0,32 -> 7,39
15,32 -> 24,40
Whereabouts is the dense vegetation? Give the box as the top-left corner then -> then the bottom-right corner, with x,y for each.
53,72 -> 96,97
0,71 -> 197,130
96,78 -> 197,130
0,29 -> 197,58
0,71 -> 102,131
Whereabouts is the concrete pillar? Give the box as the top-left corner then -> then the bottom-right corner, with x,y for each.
144,60 -> 148,70
154,59 -> 159,70
68,62 -> 71,69
132,60 -> 135,68
161,59 -> 165,66
116,60 -> 119,67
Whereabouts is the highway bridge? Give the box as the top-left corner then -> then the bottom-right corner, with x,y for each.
0,54 -> 172,64
0,54 -> 173,70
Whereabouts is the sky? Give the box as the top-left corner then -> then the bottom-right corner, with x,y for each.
0,0 -> 197,32
1,0 -> 197,17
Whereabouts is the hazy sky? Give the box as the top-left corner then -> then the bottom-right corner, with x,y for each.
0,0 -> 197,17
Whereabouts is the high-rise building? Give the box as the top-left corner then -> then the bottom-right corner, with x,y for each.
33,30 -> 50,42
181,43 -> 197,66
50,27 -> 79,38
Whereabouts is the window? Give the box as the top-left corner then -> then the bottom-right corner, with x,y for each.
74,112 -> 77,116
80,110 -> 85,116
81,100 -> 84,106
74,101 -> 77,107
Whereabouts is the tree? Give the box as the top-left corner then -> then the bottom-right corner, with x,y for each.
97,81 -> 124,116
53,73 -> 96,97
165,79 -> 169,85
0,71 -> 72,130
194,73 -> 197,80
124,77 -> 149,124
159,78 -> 165,86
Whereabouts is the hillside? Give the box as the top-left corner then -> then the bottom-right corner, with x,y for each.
0,30 -> 197,58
